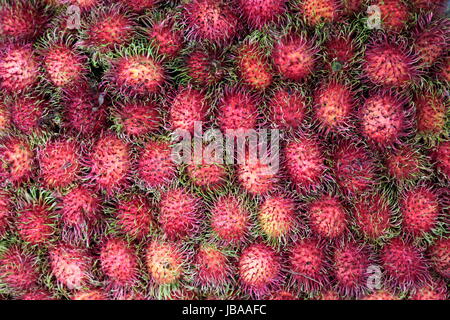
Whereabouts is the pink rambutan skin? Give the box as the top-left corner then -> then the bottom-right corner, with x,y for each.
145,240 -> 185,285
237,0 -> 287,28
308,195 -> 347,239
237,152 -> 279,196
298,0 -> 342,26
186,49 -> 224,86
0,246 -> 39,292
72,289 -> 108,300
9,96 -> 45,134
236,42 -> 273,90
410,280 -> 448,300
148,20 -> 183,58
0,190 -> 11,237
415,92 -> 447,135
186,159 -> 227,189
217,90 -> 258,131
114,101 -> 160,136
169,87 -> 209,133
385,145 -> 423,182
324,35 -> 355,71
374,0 -> 410,32
258,195 -> 297,240
353,194 -> 392,240
433,141 -> 450,179
429,238 -> 450,279
16,202 -> 56,245
194,244 -> 231,288
269,88 -> 307,130
115,195 -> 154,240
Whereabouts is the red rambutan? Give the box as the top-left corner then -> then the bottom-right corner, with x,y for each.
415,91 -> 448,137
194,243 -> 231,288
115,195 -> 155,240
324,35 -> 355,72
113,100 -> 160,137
411,0 -> 447,13
297,0 -> 341,26
307,195 -> 348,239
16,200 -> 56,245
20,289 -> 54,300
145,240 -> 185,286
362,289 -> 399,300
0,246 -> 39,293
342,0 -> 364,15
0,190 -> 11,237
8,95 -> 46,135
0,137 -> 34,185
410,280 -> 448,300
186,48 -> 225,86
187,159 -> 227,190
217,89 -> 258,131
429,238 -> 450,278
432,141 -> 450,179
118,0 -> 156,12
72,289 -> 107,300
0,100 -> 11,134
258,195 -> 297,241
268,88 -> 307,130
373,0 -> 410,32
353,193 -> 392,240
169,87 -> 209,133
413,16 -> 448,69
236,42 -> 273,90
385,145 -> 425,183
237,0 -> 287,28
147,20 -> 183,58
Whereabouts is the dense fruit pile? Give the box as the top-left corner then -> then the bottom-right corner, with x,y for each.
0,0 -> 448,300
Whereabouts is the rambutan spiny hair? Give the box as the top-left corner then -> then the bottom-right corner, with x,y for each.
372,0 -> 410,32
0,190 -> 11,238
297,0 -> 342,26
217,87 -> 259,131
237,0 -> 287,28
5,94 -> 47,135
145,17 -> 184,59
185,47 -> 225,86
0,136 -> 34,185
268,87 -> 307,131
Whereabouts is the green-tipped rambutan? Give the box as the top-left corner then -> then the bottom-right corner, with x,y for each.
236,42 -> 273,90
87,134 -> 131,195
8,95 -> 46,135
186,48 -> 225,86
147,19 -> 183,58
272,34 -> 317,81
0,137 -> 34,185
268,88 -> 307,131
112,100 -> 160,137
307,195 -> 348,239
49,242 -> 94,290
193,243 -> 232,289
238,243 -> 283,299
384,145 -> 426,184
217,89 -> 258,131
415,91 -> 448,137
114,195 -> 155,240
297,0 -> 342,26
136,140 -> 176,188
237,0 -> 287,28
0,190 -> 11,237
373,0 -> 410,32
158,188 -> 201,241
38,139 -> 81,189
258,195 -> 297,242
324,35 -> 355,72
0,246 -> 39,293
169,87 -> 209,133
353,193 -> 392,240
187,159 -> 227,190
429,238 -> 449,278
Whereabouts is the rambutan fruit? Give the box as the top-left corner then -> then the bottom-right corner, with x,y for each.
384,145 -> 426,183
145,240 -> 185,286
0,190 -> 11,237
193,243 -> 232,288
105,50 -> 165,97
410,280 -> 448,300
333,241 -> 372,297
217,89 -> 258,131
72,289 -> 107,300
313,80 -> 355,134
363,38 -> 417,88
432,141 -> 450,179
169,87 -> 209,133
297,0 -> 341,26
438,55 -> 450,82
114,195 -> 155,240
353,193 -> 392,240
237,0 -> 287,28
307,195 -> 348,239
210,195 -> 251,245
0,43 -> 40,93
268,88 -> 307,131
0,137 -> 34,185
0,0 -> 48,41
342,0 -> 364,15
272,34 -> 317,81
38,139 -> 81,189
48,243 -> 94,290
324,35 -> 355,72
20,289 -> 54,300
373,0 -> 410,32
331,140 -> 377,196
0,246 -> 39,293
0,100 -> 11,134
236,42 -> 273,90
400,186 -> 441,237
81,6 -> 135,54
184,0 -> 240,44
359,90 -> 410,148
284,136 -> 327,193
118,0 -> 156,12
238,243 -> 283,299
186,48 -> 225,86
411,0 -> 447,13
268,290 -> 297,300
59,185 -> 101,243
147,20 -> 183,58
62,84 -> 107,136
186,159 -> 227,190
136,140 -> 176,189
257,195 -> 297,242
429,238 -> 450,278
100,238 -> 139,291
87,134 -> 131,195
288,238 -> 329,292
112,100 -> 160,137
380,237 -> 429,290
158,188 -> 201,241
415,91 -> 448,137
8,95 -> 46,135
316,289 -> 341,300
362,289 -> 399,300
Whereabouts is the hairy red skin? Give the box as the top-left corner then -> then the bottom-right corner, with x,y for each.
308,195 -> 347,239
217,90 -> 258,131
333,241 -> 372,297
236,42 -> 273,90
269,88 -> 307,130
0,43 -> 40,93
169,87 -> 209,133
16,202 -> 56,245
187,159 -> 227,189
0,137 -> 34,185
313,81 -> 355,133
317,290 -> 341,300
375,0 -> 410,32
137,140 -> 176,188
238,0 -> 287,28
363,40 -> 417,88
158,188 -> 201,240
186,49 -> 224,86
20,289 -> 54,300
342,0 -> 364,15
210,195 -> 251,245
362,290 -> 399,300
72,289 -> 107,300
410,280 -> 448,300
0,1 -> 47,41
115,195 -> 155,240
237,152 -> 279,196
433,141 -> 450,179
100,238 -> 139,290
114,101 -> 160,136
298,0 -> 341,25
9,96 -> 45,134
106,54 -> 165,96
385,145 -> 423,183
0,101 -> 11,133
284,136 -> 327,193
401,186 -> 440,237
411,0 -> 447,13
238,243 -> 282,299
332,141 -> 377,196
0,190 -> 11,237
87,135 -> 131,195
62,84 -> 107,136
272,35 -> 317,81
118,0 -> 156,12
359,91 -> 409,148
59,185 -> 101,243
414,20 -> 448,68
415,92 -> 447,136
147,21 -> 183,58
145,240 -> 185,285
49,243 -> 94,290
288,238 -> 329,292
38,140 -> 81,189
42,44 -> 87,88
324,35 -> 355,72
353,194 -> 392,240
185,0 -> 240,44
380,237 -> 429,290
268,290 -> 297,300
258,195 -> 296,240
429,238 -> 450,278
0,246 -> 39,292
194,244 -> 231,288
